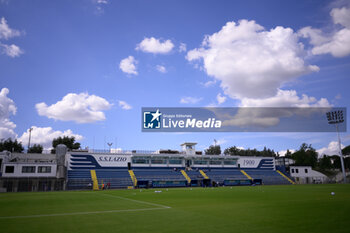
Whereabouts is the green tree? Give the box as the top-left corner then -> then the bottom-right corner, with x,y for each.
28,144 -> 43,153
291,143 -> 318,168
205,145 -> 221,155
329,155 -> 350,170
330,155 -> 341,169
0,138 -> 24,153
318,155 -> 333,170
51,136 -> 80,154
224,146 -> 240,155
285,149 -> 293,158
342,145 -> 350,156
224,146 -> 277,157
262,147 -> 268,157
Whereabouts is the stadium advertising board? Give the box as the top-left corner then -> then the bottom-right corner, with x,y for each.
68,153 -> 130,170
96,154 -> 130,167
239,158 -> 260,168
238,158 -> 274,169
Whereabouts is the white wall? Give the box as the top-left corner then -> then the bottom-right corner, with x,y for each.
290,166 -> 327,184
2,163 -> 57,178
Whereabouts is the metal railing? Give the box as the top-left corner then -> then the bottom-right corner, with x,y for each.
86,149 -> 164,154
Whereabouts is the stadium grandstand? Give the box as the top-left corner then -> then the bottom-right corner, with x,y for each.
0,142 -> 295,192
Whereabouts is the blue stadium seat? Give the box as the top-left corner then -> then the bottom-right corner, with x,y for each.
67,169 -> 133,190
244,170 -> 292,185
95,169 -> 133,189
133,168 -> 185,181
67,170 -> 92,190
204,168 -> 247,183
66,167 -> 293,189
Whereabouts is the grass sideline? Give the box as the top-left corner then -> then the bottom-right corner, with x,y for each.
0,184 -> 349,233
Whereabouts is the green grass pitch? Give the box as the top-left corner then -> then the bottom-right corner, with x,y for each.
1,184 -> 349,233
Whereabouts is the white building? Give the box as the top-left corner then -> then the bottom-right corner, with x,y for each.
289,166 -> 328,184
0,145 -> 67,192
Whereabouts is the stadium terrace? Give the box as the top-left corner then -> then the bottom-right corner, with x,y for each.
0,142 -> 297,192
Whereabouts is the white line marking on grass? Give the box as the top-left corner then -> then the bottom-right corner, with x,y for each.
0,207 -> 168,219
99,193 -> 171,209
0,192 -> 171,219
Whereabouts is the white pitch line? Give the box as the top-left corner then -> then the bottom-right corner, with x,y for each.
99,193 -> 171,209
0,207 -> 168,219
0,192 -> 171,219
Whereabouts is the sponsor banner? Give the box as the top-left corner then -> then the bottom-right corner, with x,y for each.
142,107 -> 346,132
69,153 -> 130,169
96,154 -> 130,167
239,158 -> 260,168
238,158 -> 274,169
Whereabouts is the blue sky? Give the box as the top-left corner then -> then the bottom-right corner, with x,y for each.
0,0 -> 349,155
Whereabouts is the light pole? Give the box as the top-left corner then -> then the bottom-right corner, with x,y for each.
107,142 -> 113,152
27,127 -> 33,151
326,110 -> 346,183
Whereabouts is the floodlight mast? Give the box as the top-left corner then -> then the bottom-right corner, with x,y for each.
326,110 -> 346,183
27,127 -> 33,151
107,142 -> 113,152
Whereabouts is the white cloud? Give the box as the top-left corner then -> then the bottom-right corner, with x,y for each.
298,27 -> 329,47
201,80 -> 216,87
156,65 -> 167,73
240,89 -> 331,107
278,149 -> 295,157
187,20 -> 319,99
92,0 -> 108,14
331,6 -> 350,29
119,56 -> 138,75
0,88 -> 17,139
180,96 -> 202,104
0,43 -> 23,57
118,100 -> 132,110
206,103 -> 217,107
311,30 -> 350,58
179,43 -> 187,52
299,6 -> 350,57
0,17 -> 21,40
0,17 -> 24,58
187,19 -> 333,128
221,109 -> 281,128
35,92 -> 112,123
95,0 -> 108,4
216,93 -> 227,105
214,138 -> 227,145
220,90 -> 331,128
317,141 -> 344,156
19,126 -> 83,150
136,37 -> 174,54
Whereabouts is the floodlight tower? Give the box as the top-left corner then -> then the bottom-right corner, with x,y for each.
326,110 -> 346,183
107,142 -> 113,153
27,127 -> 33,151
